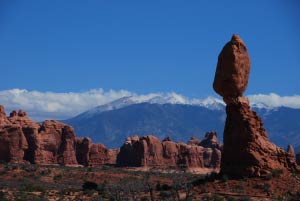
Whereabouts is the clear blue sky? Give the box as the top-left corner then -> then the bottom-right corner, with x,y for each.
0,0 -> 299,98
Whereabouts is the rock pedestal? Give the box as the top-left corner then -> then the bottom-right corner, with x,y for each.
213,34 -> 298,177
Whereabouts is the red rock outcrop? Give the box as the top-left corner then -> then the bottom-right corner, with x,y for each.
21,120 -> 77,165
199,131 -> 222,150
187,137 -> 201,146
0,105 -> 9,124
75,137 -> 118,166
0,106 -> 78,165
116,135 -> 221,169
0,105 -> 119,166
0,107 -> 29,163
0,126 -> 28,163
213,34 -> 298,177
75,137 -> 91,166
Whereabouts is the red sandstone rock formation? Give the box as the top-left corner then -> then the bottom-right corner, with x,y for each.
0,107 -> 29,163
75,137 -> 118,166
187,137 -> 201,146
213,34 -> 298,177
0,126 -> 28,163
199,131 -> 222,150
0,105 -> 120,166
76,137 -> 91,166
22,120 -> 77,165
0,106 -> 78,165
213,34 -> 250,98
0,105 -> 9,124
116,135 -> 221,169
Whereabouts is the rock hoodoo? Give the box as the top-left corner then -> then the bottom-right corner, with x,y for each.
213,34 -> 298,177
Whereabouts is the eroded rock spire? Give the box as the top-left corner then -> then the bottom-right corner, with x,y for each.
214,34 -> 298,177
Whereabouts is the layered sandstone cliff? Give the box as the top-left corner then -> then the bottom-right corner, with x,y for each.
213,34 -> 298,177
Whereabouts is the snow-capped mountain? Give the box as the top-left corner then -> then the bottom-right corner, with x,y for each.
81,93 -> 293,120
82,94 -> 225,118
64,95 -> 300,149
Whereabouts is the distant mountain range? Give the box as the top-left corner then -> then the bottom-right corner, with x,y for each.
64,95 -> 300,150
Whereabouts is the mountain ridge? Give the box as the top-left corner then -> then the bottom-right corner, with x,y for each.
64,98 -> 300,150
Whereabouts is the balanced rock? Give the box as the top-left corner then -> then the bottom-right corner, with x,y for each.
214,34 -> 298,177
213,34 -> 250,99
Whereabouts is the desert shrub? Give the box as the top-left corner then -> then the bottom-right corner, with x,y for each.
225,196 -> 236,201
221,174 -> 229,182
156,183 -> 172,191
98,182 -> 108,195
262,183 -> 272,195
0,160 -> 7,165
21,164 -> 37,172
293,169 -> 300,175
53,174 -> 62,181
0,191 -> 8,201
159,191 -> 173,199
211,193 -> 225,201
205,172 -> 219,182
240,196 -> 251,201
82,181 -> 98,191
231,184 -> 244,193
140,196 -> 150,201
265,174 -> 273,180
192,177 -> 206,186
39,168 -> 51,176
0,170 -> 7,176
155,182 -> 161,191
19,182 -> 45,192
5,164 -> 18,170
271,169 -> 283,178
14,191 -> 47,201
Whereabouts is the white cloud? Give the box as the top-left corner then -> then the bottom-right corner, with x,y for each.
0,88 -> 133,121
0,89 -> 299,121
248,93 -> 300,109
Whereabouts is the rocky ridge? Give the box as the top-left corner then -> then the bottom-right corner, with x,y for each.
0,105 -> 221,171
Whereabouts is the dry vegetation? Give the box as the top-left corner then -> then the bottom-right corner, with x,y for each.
0,162 -> 299,201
